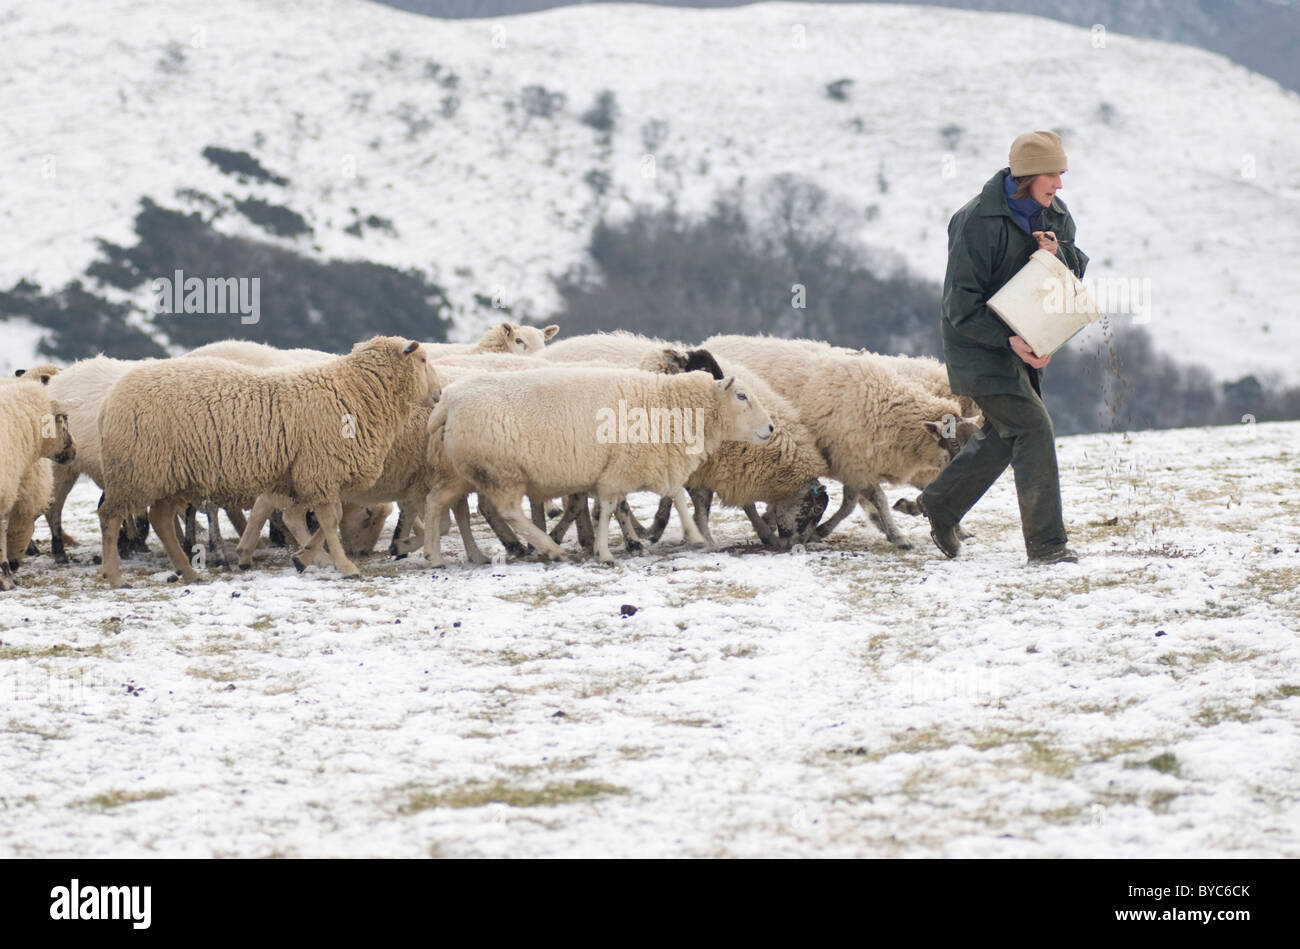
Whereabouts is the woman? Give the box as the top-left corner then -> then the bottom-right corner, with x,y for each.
918,130 -> 1088,565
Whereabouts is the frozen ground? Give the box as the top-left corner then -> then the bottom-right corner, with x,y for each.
1,420 -> 1297,858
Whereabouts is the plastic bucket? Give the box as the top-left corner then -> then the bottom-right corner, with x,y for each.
987,249 -> 1100,356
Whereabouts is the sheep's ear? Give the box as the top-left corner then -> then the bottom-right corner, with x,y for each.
922,420 -> 946,441
403,341 -> 420,355
662,348 -> 689,373
542,324 -> 559,341
39,373 -> 53,385
13,369 -> 25,377
716,376 -> 735,394
499,322 -> 515,339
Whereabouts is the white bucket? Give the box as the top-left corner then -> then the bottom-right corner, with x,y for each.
987,249 -> 1100,356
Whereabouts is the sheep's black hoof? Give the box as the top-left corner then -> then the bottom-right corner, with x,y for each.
166,573 -> 180,583
7,560 -> 19,572
393,553 -> 408,561
92,554 -> 103,565
54,553 -> 70,565
238,563 -> 251,571
291,556 -> 307,573
341,572 -> 361,580
689,540 -> 709,550
895,542 -> 914,551
25,541 -> 39,556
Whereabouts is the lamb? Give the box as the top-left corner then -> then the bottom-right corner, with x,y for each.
423,366 -> 774,564
0,379 -> 75,590
702,334 -> 980,547
96,336 -> 440,587
422,322 -> 559,358
181,339 -> 332,367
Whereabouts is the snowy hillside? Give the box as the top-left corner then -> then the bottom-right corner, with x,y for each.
3,0 -> 1299,380
1,421 -> 1297,857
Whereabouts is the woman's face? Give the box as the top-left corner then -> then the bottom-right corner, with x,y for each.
1030,172 -> 1064,207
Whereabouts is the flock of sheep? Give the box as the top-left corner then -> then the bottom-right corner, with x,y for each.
0,322 -> 983,591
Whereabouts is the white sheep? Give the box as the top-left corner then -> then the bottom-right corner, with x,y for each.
96,336 -> 440,587
0,379 -> 75,590
423,366 -> 773,564
421,322 -> 559,359
702,334 -> 980,547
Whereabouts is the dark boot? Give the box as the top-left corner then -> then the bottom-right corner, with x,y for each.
1027,544 -> 1079,565
917,495 -> 962,558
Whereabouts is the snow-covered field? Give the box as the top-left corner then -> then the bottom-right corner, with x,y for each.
4,0 -> 1300,379
1,420 -> 1296,858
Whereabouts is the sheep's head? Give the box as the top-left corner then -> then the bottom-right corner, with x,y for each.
768,479 -> 830,541
715,376 -> 774,445
913,412 -> 981,487
14,364 -> 59,385
40,412 -> 75,465
491,322 -> 560,354
400,340 -> 441,406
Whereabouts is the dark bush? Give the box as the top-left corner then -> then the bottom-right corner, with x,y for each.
201,146 -> 289,187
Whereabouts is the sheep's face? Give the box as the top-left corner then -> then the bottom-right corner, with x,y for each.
503,322 -> 560,354
402,342 -> 442,406
16,364 -> 59,385
716,377 -> 774,445
41,413 -> 75,465
914,413 -> 982,486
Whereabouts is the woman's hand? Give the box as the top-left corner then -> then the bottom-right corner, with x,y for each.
1010,335 -> 1051,369
1032,230 -> 1059,255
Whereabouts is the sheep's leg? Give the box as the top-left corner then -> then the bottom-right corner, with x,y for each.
814,487 -> 859,540
388,506 -> 409,556
574,495 -> 596,553
267,511 -> 289,548
151,501 -> 199,583
236,495 -> 278,569
285,507 -> 333,568
688,487 -> 715,548
617,500 -> 647,540
451,497 -> 489,564
611,500 -> 645,555
204,501 -> 234,566
491,491 -> 568,562
225,507 -> 247,537
591,491 -> 618,564
645,496 -> 674,544
98,511 -> 127,587
528,494 -> 548,531
0,513 -> 13,591
479,497 -> 530,559
547,494 -> 581,545
422,486 -> 451,567
743,503 -> 782,547
300,501 -> 360,578
859,485 -> 911,549
45,464 -> 78,564
182,504 -> 199,553
674,490 -> 710,549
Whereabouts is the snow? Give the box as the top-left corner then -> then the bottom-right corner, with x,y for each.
1,420 -> 1297,857
2,1 -> 1299,379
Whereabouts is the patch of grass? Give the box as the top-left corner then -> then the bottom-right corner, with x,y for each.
7,719 -> 69,740
249,615 -> 275,631
496,581 -> 604,607
75,789 -> 173,811
0,642 -> 106,661
1248,567 -> 1300,599
667,578 -> 760,604
1194,703 -> 1255,727
185,665 -> 241,682
399,779 -> 625,813
1125,752 -> 1181,776
721,643 -> 758,659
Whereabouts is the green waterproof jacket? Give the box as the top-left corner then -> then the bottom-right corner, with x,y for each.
940,168 -> 1089,397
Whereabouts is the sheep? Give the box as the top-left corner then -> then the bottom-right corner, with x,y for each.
442,343 -> 746,551
33,355 -> 157,563
233,401 -> 488,571
96,336 -> 440,587
422,322 -> 559,359
0,380 -> 74,590
702,334 -> 980,547
422,366 -> 774,565
180,339 -> 332,367
13,364 -> 60,385
539,337 -> 830,548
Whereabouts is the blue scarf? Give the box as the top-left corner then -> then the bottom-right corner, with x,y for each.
1003,172 -> 1051,234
